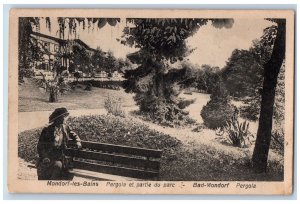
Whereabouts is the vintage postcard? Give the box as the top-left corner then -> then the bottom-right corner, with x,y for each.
8,9 -> 294,194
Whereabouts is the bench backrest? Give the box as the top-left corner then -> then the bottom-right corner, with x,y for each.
65,141 -> 163,179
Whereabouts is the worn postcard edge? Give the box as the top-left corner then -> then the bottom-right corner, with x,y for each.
7,9 -> 295,195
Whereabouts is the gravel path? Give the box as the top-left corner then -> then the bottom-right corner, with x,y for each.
18,158 -> 37,180
18,158 -> 96,181
126,113 -> 254,158
18,107 -> 138,133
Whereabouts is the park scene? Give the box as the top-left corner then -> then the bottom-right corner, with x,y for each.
18,17 -> 285,181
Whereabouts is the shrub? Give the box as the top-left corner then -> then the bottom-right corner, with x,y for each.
20,68 -> 35,78
223,118 -> 253,148
123,59 -> 196,128
201,101 -> 237,129
135,95 -> 196,127
104,96 -> 125,117
201,81 -> 238,129
84,83 -> 93,91
239,103 -> 260,121
69,80 -> 122,90
19,68 -> 35,82
73,72 -> 82,81
192,124 -> 206,133
239,94 -> 261,121
178,98 -> 196,109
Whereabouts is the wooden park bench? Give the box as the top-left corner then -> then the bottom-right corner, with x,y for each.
65,140 -> 163,181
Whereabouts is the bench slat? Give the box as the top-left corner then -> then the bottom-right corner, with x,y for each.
78,141 -> 163,158
72,160 -> 159,179
65,148 -> 160,170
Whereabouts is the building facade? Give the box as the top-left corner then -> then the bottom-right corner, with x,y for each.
30,32 -> 96,76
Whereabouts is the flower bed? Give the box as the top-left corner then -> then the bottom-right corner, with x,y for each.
18,114 -> 182,163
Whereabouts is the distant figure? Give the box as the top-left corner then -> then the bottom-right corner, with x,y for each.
37,107 -> 82,180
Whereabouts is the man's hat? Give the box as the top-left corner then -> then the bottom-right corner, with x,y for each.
49,107 -> 69,123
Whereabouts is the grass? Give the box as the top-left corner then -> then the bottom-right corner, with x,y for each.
18,114 -> 283,181
18,78 -> 135,112
160,142 -> 283,181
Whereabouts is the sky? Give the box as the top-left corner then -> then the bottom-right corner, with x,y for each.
186,19 -> 274,67
38,18 -> 274,68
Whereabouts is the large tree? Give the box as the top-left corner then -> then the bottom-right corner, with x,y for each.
91,47 -> 106,72
103,51 -> 118,73
199,64 -> 221,94
252,19 -> 286,172
18,17 -> 45,81
122,18 -> 233,126
70,44 -> 91,74
176,62 -> 221,94
221,49 -> 263,98
223,36 -> 285,124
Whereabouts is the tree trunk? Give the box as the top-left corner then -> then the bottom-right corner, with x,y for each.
252,20 -> 286,172
49,87 -> 58,102
154,65 -> 165,100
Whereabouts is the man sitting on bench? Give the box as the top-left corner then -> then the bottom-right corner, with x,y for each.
37,107 -> 82,180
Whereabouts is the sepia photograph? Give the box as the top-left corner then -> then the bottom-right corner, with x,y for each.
8,9 -> 294,194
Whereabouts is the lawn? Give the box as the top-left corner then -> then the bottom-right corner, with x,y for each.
18,114 -> 283,181
18,78 -> 136,112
